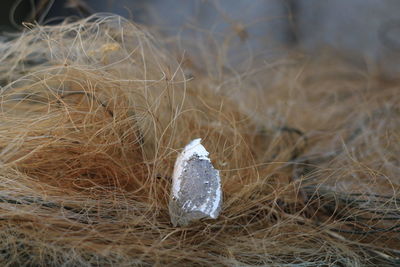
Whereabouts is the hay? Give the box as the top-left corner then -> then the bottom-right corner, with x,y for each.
0,14 -> 399,266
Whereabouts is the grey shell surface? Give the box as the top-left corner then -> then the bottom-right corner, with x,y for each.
169,139 -> 222,226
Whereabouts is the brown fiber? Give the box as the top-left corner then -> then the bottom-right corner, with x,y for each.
0,15 -> 399,266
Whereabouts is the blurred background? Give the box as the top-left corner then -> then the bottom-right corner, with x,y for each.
2,0 -> 400,76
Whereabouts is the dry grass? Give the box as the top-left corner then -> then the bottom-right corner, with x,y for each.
0,15 -> 398,266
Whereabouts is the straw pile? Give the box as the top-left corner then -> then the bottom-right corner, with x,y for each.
0,15 -> 399,266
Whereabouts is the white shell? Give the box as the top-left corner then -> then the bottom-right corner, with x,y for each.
169,138 -> 222,226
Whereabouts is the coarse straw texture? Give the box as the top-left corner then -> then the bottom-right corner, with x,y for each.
0,14 -> 399,266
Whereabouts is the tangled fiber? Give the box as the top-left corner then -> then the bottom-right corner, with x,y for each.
0,14 -> 399,266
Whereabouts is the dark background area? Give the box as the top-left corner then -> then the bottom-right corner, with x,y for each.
2,0 -> 400,76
